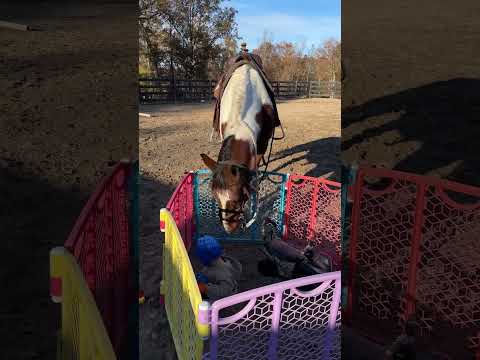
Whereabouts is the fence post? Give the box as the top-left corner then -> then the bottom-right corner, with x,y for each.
173,76 -> 176,104
189,80 -> 193,102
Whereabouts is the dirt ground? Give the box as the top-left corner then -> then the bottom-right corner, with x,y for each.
1,3 -> 137,359
139,98 -> 340,359
0,2 -> 137,191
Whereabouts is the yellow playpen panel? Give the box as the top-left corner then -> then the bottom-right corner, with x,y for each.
160,208 -> 208,360
50,247 -> 116,360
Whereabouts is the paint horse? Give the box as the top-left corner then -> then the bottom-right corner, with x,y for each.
201,49 -> 282,234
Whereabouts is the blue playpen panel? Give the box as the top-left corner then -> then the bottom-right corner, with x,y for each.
193,169 -> 287,244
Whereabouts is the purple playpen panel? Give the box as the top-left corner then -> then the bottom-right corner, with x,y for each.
208,272 -> 341,360
166,172 -> 195,251
64,162 -> 132,357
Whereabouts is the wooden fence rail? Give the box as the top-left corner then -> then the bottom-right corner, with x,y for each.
139,78 -> 340,104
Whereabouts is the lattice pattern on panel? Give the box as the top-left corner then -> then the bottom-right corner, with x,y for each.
166,173 -> 195,251
284,176 -> 341,270
284,178 -> 315,244
330,305 -> 341,360
349,167 -> 480,357
164,242 -> 200,359
194,170 -> 287,244
161,210 -> 205,359
52,248 -> 116,360
277,284 -> 340,360
209,272 -> 341,360
215,294 -> 274,359
64,162 -> 132,356
353,177 -> 417,325
416,185 -> 480,337
313,183 -> 342,268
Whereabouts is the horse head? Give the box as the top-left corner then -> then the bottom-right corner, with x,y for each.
201,153 -> 254,234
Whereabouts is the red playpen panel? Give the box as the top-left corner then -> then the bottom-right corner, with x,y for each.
64,162 -> 132,357
283,175 -> 341,270
166,172 -> 195,251
348,167 -> 480,357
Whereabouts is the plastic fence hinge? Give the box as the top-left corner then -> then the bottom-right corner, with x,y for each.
198,301 -> 211,340
50,247 -> 67,303
160,280 -> 165,296
160,208 -> 167,232
50,276 -> 62,303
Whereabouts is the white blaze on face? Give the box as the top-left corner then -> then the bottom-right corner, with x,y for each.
216,189 -> 241,233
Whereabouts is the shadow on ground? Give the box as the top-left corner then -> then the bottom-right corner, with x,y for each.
342,78 -> 480,187
0,167 -> 88,359
270,137 -> 340,181
139,174 -> 178,360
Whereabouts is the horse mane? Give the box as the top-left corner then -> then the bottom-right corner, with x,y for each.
218,135 -> 235,162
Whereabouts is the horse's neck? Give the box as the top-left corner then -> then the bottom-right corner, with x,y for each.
220,64 -> 271,149
220,135 -> 258,170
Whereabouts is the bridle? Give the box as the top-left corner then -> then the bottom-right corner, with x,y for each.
217,194 -> 248,224
215,161 -> 259,230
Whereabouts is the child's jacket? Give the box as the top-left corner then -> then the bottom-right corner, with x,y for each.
201,255 -> 242,302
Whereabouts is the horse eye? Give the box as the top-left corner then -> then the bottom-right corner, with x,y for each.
231,166 -> 237,176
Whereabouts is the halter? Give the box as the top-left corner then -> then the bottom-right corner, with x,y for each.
216,160 -> 259,230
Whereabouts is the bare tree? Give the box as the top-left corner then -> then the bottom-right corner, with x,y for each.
139,0 -> 239,79
139,0 -> 169,76
253,38 -> 340,82
157,0 -> 239,79
317,38 -> 341,81
253,31 -> 280,80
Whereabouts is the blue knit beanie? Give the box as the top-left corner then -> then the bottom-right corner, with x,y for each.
195,235 -> 222,266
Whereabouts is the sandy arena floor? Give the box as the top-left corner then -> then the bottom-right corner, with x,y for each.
342,0 -> 480,188
139,98 -> 340,359
0,3 -> 136,359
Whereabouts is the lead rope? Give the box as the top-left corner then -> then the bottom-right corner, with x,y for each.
258,118 -> 285,184
245,119 -> 284,230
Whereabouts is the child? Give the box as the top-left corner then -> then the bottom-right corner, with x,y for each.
195,235 -> 242,302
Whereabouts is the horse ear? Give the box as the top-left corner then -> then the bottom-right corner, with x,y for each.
201,153 -> 217,171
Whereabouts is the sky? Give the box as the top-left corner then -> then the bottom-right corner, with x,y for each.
227,0 -> 341,51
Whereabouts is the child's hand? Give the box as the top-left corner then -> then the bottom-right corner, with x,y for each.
196,272 -> 209,284
198,282 -> 208,295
